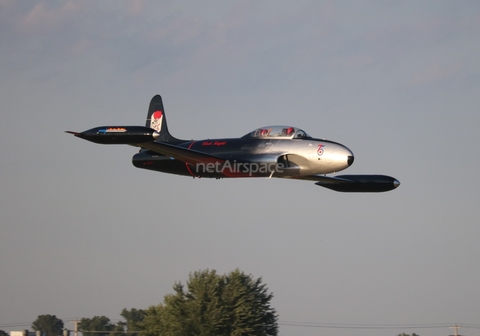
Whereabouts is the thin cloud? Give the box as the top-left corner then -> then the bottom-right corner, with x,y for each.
17,1 -> 84,34
126,0 -> 146,17
411,63 -> 462,86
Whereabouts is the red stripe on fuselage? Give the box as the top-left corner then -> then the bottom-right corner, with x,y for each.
186,141 -> 196,177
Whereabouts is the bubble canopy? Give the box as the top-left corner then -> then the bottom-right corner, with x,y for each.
243,126 -> 311,139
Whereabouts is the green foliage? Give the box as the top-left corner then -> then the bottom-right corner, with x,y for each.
32,315 -> 64,336
120,308 -> 146,334
78,316 -> 116,336
0,330 -> 9,336
109,323 -> 126,336
140,269 -> 278,336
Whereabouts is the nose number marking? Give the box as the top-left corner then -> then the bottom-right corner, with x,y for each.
317,144 -> 325,156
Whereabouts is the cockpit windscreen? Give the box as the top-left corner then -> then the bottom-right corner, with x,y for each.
243,126 -> 311,139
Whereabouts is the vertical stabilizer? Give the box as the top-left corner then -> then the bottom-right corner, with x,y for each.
145,95 -> 181,143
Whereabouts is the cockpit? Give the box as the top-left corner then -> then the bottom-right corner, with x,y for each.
243,126 -> 311,139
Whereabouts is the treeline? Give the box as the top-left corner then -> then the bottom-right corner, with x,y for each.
26,269 -> 279,336
5,270 -> 424,336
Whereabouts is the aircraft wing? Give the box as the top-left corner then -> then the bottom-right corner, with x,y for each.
291,174 -> 400,193
139,141 -> 226,165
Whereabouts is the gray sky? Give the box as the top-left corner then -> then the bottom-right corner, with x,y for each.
1,1 -> 480,336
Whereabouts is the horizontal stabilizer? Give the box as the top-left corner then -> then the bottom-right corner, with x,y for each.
66,126 -> 159,144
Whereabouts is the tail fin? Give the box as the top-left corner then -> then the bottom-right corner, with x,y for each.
145,95 -> 182,143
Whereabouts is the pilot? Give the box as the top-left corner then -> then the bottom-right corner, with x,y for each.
286,127 -> 294,136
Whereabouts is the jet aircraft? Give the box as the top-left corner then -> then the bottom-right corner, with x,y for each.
67,95 -> 400,192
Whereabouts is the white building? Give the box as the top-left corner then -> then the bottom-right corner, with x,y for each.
10,331 -> 36,336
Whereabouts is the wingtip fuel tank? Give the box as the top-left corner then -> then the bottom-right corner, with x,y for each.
315,175 -> 400,192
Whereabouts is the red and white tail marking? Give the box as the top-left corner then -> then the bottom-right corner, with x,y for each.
150,110 -> 163,132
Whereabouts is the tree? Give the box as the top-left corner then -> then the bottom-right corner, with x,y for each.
140,269 -> 278,336
78,316 -> 116,336
32,315 -> 64,336
0,330 -> 9,336
120,308 -> 146,334
109,323 -> 126,336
